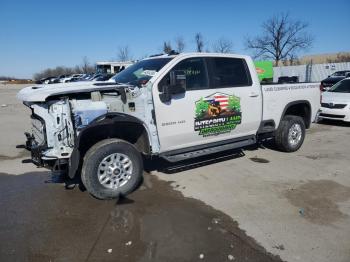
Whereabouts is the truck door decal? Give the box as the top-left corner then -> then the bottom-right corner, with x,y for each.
194,92 -> 242,137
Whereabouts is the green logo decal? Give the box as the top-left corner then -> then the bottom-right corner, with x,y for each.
194,93 -> 242,137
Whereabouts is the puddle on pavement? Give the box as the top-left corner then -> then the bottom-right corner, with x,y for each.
302,152 -> 344,161
0,149 -> 30,161
250,157 -> 270,163
284,180 -> 350,225
0,172 -> 282,262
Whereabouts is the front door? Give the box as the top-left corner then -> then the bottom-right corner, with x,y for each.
152,56 -> 262,153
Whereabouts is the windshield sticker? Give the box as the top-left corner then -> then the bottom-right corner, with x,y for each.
194,92 -> 242,137
141,70 -> 157,77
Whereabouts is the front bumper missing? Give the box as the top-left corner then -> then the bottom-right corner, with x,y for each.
24,132 -> 68,172
24,132 -> 46,166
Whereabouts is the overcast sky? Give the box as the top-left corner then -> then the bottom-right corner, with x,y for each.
1,0 -> 349,78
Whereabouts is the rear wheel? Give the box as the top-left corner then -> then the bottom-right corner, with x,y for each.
274,115 -> 305,152
81,139 -> 143,199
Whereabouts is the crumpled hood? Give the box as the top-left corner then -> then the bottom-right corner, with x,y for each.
17,81 -> 119,102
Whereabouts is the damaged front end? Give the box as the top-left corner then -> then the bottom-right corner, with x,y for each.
24,98 -> 75,171
19,83 -> 147,173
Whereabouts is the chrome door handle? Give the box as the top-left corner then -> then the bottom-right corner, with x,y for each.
249,92 -> 259,97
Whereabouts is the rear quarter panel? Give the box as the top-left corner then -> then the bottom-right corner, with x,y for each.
262,83 -> 321,127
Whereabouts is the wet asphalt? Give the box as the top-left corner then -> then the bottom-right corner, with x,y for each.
0,170 -> 282,262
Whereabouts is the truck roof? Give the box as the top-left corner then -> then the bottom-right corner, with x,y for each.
145,52 -> 252,61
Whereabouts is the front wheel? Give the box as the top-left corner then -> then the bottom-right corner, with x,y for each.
274,115 -> 306,152
81,139 -> 143,199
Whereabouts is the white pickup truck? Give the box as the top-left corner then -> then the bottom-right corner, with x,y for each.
18,53 -> 320,199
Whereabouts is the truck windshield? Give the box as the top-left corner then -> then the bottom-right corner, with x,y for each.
111,58 -> 172,86
329,79 -> 350,93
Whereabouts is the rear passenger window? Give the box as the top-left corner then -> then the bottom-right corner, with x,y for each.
172,58 -> 209,90
210,57 -> 252,88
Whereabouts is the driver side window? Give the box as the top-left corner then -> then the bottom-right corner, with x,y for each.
159,58 -> 209,91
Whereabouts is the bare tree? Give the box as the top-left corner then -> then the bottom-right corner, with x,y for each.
74,65 -> 83,74
163,41 -> 172,54
282,53 -> 300,66
174,36 -> 185,53
245,13 -> 313,65
117,46 -> 132,61
212,37 -> 233,53
194,33 -> 204,52
81,56 -> 95,73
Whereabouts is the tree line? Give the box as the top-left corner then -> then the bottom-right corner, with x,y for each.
32,13 -> 349,80
118,13 -> 315,66
33,56 -> 95,80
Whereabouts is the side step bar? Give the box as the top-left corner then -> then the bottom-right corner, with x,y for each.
160,136 -> 256,163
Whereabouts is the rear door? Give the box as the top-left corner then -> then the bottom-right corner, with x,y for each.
205,57 -> 262,137
152,56 -> 262,153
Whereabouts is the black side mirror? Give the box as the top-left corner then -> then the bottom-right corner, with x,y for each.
159,70 -> 186,103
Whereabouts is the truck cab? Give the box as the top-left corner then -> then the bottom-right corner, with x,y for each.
18,53 -> 320,199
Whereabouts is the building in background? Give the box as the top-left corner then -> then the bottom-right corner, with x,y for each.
253,52 -> 350,83
273,62 -> 350,83
96,61 -> 134,74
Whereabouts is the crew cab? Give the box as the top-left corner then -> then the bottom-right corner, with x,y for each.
17,53 -> 320,199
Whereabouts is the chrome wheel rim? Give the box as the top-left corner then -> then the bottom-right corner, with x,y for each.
97,153 -> 133,189
288,123 -> 302,146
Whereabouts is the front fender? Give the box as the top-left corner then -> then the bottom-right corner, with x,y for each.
68,112 -> 151,178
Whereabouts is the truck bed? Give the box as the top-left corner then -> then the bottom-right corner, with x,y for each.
261,82 -> 320,127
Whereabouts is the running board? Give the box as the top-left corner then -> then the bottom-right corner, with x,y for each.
160,137 -> 256,163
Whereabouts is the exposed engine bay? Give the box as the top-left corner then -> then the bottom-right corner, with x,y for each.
25,85 -> 148,166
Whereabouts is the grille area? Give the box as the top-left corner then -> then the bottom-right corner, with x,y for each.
321,103 -> 347,109
31,117 -> 46,146
319,113 -> 345,119
322,83 -> 334,87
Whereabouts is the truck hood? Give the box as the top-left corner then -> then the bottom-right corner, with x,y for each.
17,81 -> 122,102
322,91 -> 350,103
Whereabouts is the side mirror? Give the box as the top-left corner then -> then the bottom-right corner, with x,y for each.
159,70 -> 186,103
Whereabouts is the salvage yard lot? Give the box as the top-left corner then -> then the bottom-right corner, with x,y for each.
1,84 -> 350,262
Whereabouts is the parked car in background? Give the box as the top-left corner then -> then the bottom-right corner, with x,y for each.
56,75 -> 70,83
35,77 -> 56,84
92,73 -> 114,81
82,74 -> 94,80
320,70 -> 350,91
68,76 -> 84,82
61,74 -> 85,83
49,75 -> 69,84
318,78 -> 350,122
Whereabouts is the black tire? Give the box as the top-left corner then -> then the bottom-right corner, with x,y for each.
274,115 -> 306,152
81,139 -> 143,199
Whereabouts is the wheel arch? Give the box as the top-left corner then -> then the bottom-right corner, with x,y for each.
68,113 -> 151,178
279,100 -> 312,129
